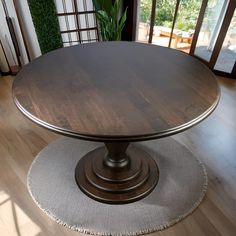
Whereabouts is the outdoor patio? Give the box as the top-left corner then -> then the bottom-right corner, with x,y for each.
137,22 -> 192,53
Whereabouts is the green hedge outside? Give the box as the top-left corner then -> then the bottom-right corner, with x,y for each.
28,0 -> 63,54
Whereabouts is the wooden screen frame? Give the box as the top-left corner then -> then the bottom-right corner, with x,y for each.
55,0 -> 100,46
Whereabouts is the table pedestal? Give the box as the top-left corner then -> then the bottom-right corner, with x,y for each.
75,142 -> 159,204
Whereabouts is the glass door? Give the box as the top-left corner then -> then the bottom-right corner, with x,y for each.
151,0 -> 177,48
136,0 -> 236,78
194,0 -> 229,62
191,0 -> 236,78
136,0 -> 201,52
137,0 -> 153,43
214,9 -> 236,75
170,0 -> 202,53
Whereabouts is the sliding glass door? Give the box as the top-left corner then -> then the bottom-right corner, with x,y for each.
190,0 -> 236,78
170,0 -> 202,53
136,0 -> 236,78
137,0 -> 201,53
214,9 -> 236,74
194,0 -> 229,62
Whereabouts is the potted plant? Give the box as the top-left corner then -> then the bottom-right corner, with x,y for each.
92,0 -> 127,41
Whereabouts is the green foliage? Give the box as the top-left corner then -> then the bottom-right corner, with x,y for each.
155,0 -> 176,26
140,0 -> 152,23
139,0 -> 176,25
139,0 -> 201,31
92,0 -> 112,13
93,0 -> 127,41
175,0 -> 201,31
163,21 -> 173,28
27,0 -> 63,54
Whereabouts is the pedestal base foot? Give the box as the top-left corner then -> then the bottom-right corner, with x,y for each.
75,145 -> 159,204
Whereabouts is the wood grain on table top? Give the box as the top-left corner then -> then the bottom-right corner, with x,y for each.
13,42 -> 220,141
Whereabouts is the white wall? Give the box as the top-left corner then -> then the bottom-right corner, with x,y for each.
14,0 -> 41,59
0,0 -> 41,67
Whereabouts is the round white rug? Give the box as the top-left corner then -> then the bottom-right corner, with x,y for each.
27,137 -> 207,235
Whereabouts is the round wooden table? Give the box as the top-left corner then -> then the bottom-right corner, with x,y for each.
13,42 -> 220,204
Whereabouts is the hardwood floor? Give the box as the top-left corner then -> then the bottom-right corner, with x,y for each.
0,75 -> 236,236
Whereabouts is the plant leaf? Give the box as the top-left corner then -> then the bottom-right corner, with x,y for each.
118,8 -> 127,32
93,0 -> 127,41
92,0 -> 112,13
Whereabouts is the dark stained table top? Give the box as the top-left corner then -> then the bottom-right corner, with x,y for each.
13,42 -> 220,141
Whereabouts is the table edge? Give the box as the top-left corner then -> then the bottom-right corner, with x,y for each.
12,90 -> 220,142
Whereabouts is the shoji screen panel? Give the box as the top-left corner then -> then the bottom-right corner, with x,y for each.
54,0 -> 99,47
